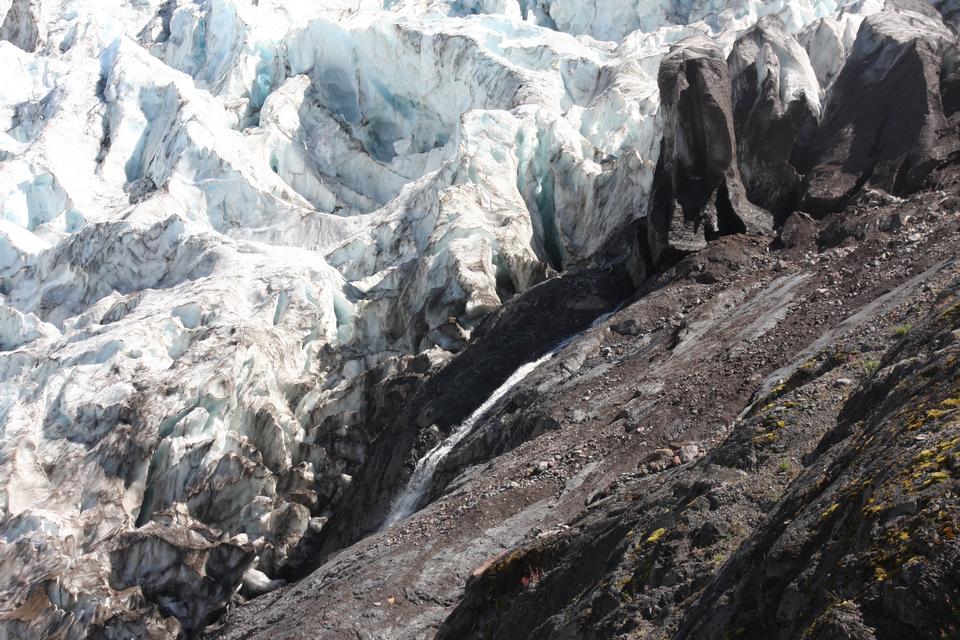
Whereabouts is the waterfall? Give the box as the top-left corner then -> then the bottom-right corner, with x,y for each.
381,308 -> 619,528
382,348 -> 560,528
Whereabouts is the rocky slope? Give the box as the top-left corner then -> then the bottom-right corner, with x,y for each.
2,0 -> 960,639
211,173 -> 960,640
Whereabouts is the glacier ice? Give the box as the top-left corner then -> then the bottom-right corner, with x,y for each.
0,0 -> 892,636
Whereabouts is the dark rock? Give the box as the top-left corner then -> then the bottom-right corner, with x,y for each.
778,211 -> 817,250
301,267 -> 634,574
676,291 -> 960,640
795,8 -> 960,214
647,37 -> 772,266
674,235 -> 754,283
817,212 -> 872,249
693,521 -> 728,548
612,317 -> 644,336
729,17 -> 821,221
933,0 -> 960,31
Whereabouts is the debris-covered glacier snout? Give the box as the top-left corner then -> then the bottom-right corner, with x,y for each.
794,3 -> 960,213
728,15 -> 822,219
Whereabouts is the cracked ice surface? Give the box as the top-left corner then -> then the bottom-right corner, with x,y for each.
0,0 -> 878,636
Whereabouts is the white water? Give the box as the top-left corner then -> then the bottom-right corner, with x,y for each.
383,348 -> 562,527
382,308 -> 622,527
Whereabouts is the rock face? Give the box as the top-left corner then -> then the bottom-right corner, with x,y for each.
647,37 -> 770,266
795,6 -> 959,213
433,181 -> 960,640
676,290 -> 960,638
729,16 -> 821,220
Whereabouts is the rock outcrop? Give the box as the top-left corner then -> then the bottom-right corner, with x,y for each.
795,6 -> 960,213
433,175 -> 960,640
647,37 -> 771,266
676,285 -> 960,639
729,16 -> 821,220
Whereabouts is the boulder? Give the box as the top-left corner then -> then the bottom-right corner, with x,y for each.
729,16 -> 821,220
778,211 -> 817,250
794,7 -> 960,214
647,37 -> 770,266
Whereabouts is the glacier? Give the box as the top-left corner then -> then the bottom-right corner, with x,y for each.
0,0 -> 893,637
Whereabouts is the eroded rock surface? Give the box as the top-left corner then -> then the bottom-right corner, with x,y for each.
647,37 -> 770,265
729,16 -> 821,220
795,6 -> 960,213
435,170 -> 960,640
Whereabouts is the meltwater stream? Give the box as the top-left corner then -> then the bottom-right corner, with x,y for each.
381,349 -> 560,527
382,309 -> 620,528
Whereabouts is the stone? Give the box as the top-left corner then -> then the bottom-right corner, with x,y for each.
647,37 -> 772,266
728,17 -> 821,220
779,211 -> 818,250
795,7 -> 960,214
677,443 -> 701,463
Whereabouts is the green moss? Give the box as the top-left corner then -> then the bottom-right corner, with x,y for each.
821,503 -> 840,520
752,432 -> 779,445
923,471 -> 951,487
893,324 -> 913,337
646,528 -> 667,544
